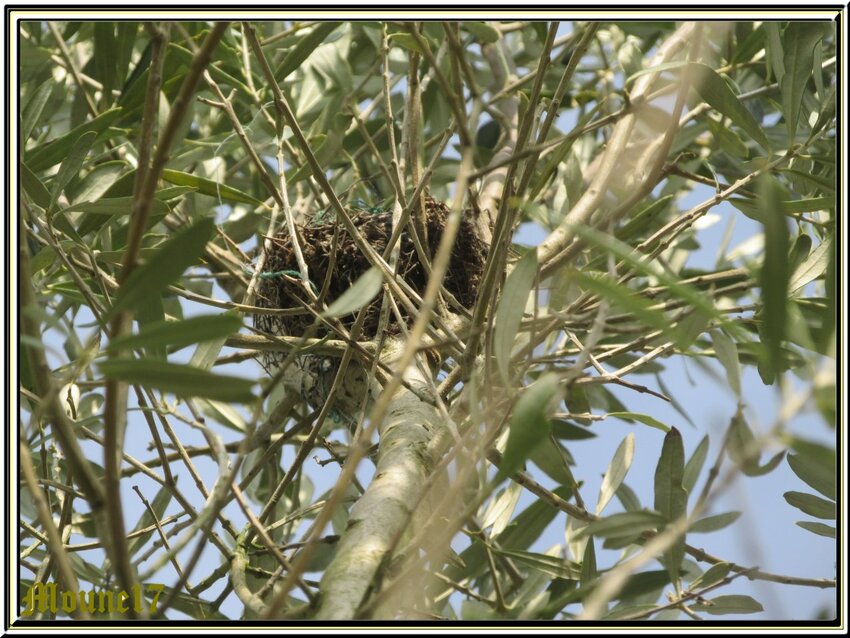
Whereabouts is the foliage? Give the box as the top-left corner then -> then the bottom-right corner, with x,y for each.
17,18 -> 837,623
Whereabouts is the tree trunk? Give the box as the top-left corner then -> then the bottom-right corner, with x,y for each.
315,351 -> 441,620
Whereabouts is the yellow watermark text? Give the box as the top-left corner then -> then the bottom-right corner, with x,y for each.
21,582 -> 165,617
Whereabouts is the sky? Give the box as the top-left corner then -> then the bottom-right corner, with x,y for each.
17,19 -> 839,623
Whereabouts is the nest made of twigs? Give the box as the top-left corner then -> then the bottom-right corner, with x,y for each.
253,196 -> 488,369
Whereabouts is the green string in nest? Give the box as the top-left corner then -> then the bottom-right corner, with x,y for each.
311,198 -> 391,225
242,265 -> 319,294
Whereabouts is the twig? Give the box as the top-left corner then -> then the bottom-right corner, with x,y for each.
132,485 -> 195,596
102,23 -> 230,602
20,441 -> 90,619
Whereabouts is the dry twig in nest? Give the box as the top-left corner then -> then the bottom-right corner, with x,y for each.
254,196 -> 488,368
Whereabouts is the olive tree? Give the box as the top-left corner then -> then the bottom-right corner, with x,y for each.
17,18 -> 837,623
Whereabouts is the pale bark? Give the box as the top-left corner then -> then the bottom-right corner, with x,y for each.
315,353 -> 441,620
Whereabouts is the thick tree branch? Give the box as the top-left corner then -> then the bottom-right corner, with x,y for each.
315,357 -> 442,619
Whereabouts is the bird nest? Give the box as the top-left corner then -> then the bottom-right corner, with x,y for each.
253,196 -> 488,372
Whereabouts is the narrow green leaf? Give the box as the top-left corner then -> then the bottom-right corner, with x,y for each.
710,328 -> 741,396
689,511 -> 741,533
571,271 -> 675,344
732,23 -> 766,65
463,22 -> 500,43
60,193 -> 180,217
812,85 -> 836,136
783,491 -> 836,520
276,22 -> 342,80
787,452 -> 835,500
166,43 -> 252,97
764,22 -> 785,84
136,291 -> 166,358
565,517 -> 588,569
726,410 -> 785,476
622,608 -> 683,625
625,60 -> 687,87
21,162 -> 51,209
59,192 -> 182,218
690,594 -> 763,615
481,482 -> 522,537
689,562 -> 731,591
596,433 -> 635,515
106,216 -> 216,320
575,511 -> 666,540
322,267 -> 383,318
460,600 -> 497,621
528,438 -> 573,485
199,399 -> 247,433
568,225 -> 723,331
94,23 -> 118,103
494,249 -> 537,382
795,521 -> 835,538
67,160 -> 128,204
294,538 -> 337,574
758,176 -> 791,378
822,231 -> 836,347
607,412 -> 670,432
388,32 -> 430,55
751,450 -> 785,477
580,538 -> 597,586
67,555 -> 108,587
108,314 -> 242,354
812,39 -> 825,100
730,196 -> 834,221
615,195 -> 674,242
161,169 -> 264,206
156,586 -> 228,620
618,570 -> 670,602
496,373 -> 560,484
21,79 -> 54,143
682,434 -> 709,495
30,246 -> 58,274
789,233 -> 813,276
75,177 -> 188,238
782,23 -> 828,141
654,427 -> 687,520
189,328 -> 232,371
115,22 -> 139,91
27,107 -> 123,172
47,131 -> 99,213
779,196 -> 833,215
565,386 -> 591,420
689,62 -> 770,151
550,419 -> 596,440
496,486 -> 572,551
779,168 -> 835,193
99,358 -> 255,402
492,548 -> 581,580
615,482 -> 642,513
654,427 -> 687,583
789,237 -> 831,294
709,117 -> 748,158
120,39 -> 153,100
